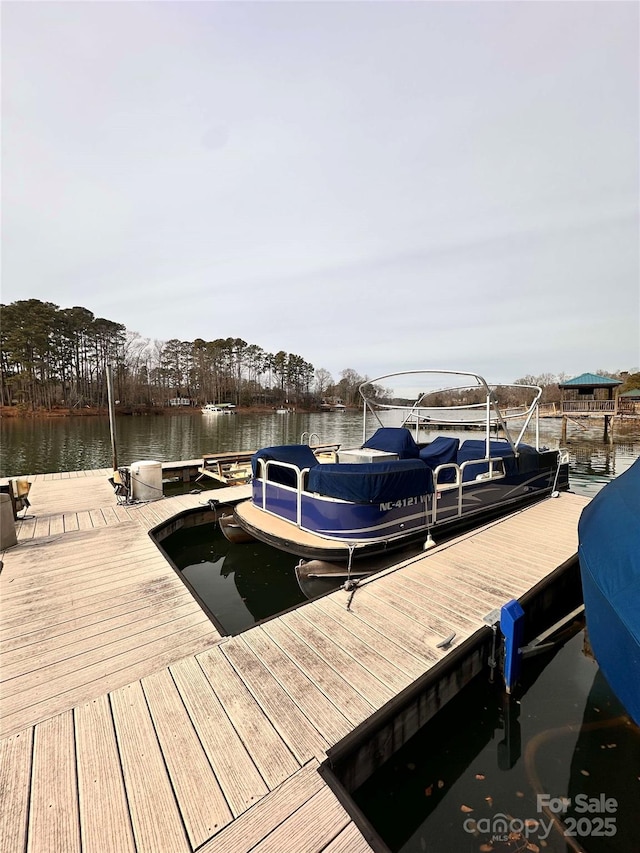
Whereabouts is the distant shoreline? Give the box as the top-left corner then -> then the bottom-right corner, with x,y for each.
0,404 -> 319,419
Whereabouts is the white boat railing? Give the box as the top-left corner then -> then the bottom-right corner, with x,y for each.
359,369 -> 543,453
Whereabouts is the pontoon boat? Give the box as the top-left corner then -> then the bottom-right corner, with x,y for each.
234,370 -> 570,562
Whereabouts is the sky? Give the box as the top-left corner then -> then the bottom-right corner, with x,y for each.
2,1 -> 639,386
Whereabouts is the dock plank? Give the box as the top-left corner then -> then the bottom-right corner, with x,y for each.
221,636 -> 329,764
110,681 -> 190,853
298,601 -> 411,694
170,656 -> 269,816
364,575 -> 474,640
282,608 -> 395,708
241,627 -> 353,745
199,761 -> 325,853
197,648 -> 301,789
260,620 -> 374,728
76,510 -> 94,530
321,822 -> 374,853
63,513 -> 79,532
398,562 -> 508,615
74,695 -> 136,853
141,669 -> 233,847
0,582 -> 194,655
1,620 -> 219,739
249,784 -> 351,853
2,593 -> 206,682
0,729 -> 33,853
313,595 -> 428,680
48,514 -> 65,536
2,608 -> 212,700
1,568 -> 186,641
27,711 -> 81,853
335,589 -> 441,664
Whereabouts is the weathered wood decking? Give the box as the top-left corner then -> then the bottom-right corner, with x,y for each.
0,468 -> 590,853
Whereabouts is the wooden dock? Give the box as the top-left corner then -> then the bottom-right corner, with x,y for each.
0,467 -> 590,853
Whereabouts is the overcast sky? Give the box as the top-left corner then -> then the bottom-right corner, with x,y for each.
2,1 -> 639,385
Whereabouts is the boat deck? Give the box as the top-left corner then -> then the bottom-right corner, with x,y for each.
0,467 -> 590,853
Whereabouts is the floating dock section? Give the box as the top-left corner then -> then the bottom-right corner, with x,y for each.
0,466 -> 589,852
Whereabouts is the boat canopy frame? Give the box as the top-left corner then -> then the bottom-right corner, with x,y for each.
359,369 -> 542,456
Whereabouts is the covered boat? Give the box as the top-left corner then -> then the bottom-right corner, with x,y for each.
578,457 -> 640,725
234,370 -> 570,562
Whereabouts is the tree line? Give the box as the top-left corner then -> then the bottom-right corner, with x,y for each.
0,299 -> 372,410
2,299 -> 635,412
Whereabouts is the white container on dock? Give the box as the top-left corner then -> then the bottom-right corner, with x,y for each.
130,461 -> 163,502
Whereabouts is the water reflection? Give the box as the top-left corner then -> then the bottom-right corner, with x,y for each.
0,411 -> 366,477
161,520 -> 305,635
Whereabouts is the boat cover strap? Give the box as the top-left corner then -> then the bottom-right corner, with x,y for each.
308,459 -> 432,502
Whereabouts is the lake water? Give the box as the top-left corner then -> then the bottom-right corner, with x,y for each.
353,625 -> 639,853
0,411 -> 365,478
2,410 -> 639,494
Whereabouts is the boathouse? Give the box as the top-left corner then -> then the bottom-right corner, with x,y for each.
558,372 -> 623,440
618,388 -> 640,415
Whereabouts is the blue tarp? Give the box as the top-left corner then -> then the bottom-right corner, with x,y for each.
252,445 -> 319,487
362,427 -> 420,459
578,457 -> 640,724
307,459 -> 432,503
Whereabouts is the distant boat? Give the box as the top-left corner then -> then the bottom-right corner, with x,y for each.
201,403 -> 236,414
578,457 -> 640,725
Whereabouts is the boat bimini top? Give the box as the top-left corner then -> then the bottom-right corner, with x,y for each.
359,369 -> 544,457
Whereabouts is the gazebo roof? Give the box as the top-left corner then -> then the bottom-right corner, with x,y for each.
620,388 -> 640,398
558,372 -> 623,389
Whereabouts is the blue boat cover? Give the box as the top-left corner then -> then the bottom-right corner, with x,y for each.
457,439 -> 521,480
362,427 -> 420,459
578,457 -> 640,724
419,436 -> 460,484
252,445 -> 319,487
308,459 -> 432,503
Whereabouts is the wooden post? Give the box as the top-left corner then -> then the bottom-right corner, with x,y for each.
604,415 -> 614,444
561,415 -> 567,443
106,365 -> 118,472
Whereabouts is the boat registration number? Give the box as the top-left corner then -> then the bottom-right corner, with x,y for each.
379,495 -> 426,511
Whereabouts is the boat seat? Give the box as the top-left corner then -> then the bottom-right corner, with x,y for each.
362,427 -> 420,459
252,445 -> 320,487
457,440 -> 518,482
308,459 -> 433,502
419,436 -> 459,483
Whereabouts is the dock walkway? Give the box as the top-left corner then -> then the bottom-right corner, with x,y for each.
0,467 -> 590,853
